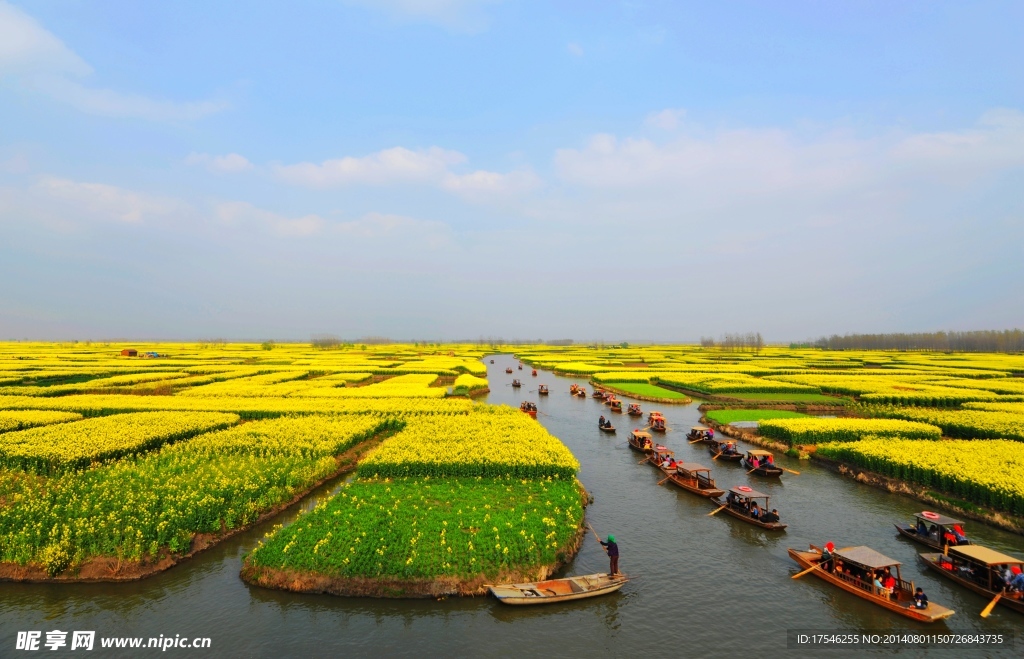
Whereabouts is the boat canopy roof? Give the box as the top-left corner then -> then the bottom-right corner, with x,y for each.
835,546 -> 899,569
677,462 -> 710,473
631,431 -> 651,439
655,447 -> 675,456
950,545 -> 1024,566
691,425 -> 709,431
914,511 -> 962,526
747,449 -> 773,457
729,486 -> 768,499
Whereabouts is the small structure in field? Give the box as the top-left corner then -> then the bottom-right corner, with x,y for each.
121,349 -> 138,357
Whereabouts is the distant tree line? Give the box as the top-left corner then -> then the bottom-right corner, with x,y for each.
700,332 -> 764,352
812,330 -> 1024,353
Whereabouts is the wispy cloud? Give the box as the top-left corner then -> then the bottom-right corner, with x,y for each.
185,152 -> 255,174
215,201 -> 325,237
645,108 -> 685,130
566,42 -> 584,57
0,1 -> 227,121
32,176 -> 185,223
343,0 -> 503,32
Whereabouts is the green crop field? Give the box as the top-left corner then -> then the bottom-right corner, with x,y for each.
604,382 -> 690,400
704,409 -> 810,424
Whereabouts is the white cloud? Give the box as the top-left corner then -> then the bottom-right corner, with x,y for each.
32,176 -> 184,223
0,1 -> 226,121
215,201 -> 325,237
185,152 -> 254,173
441,169 -> 541,201
336,212 -> 452,247
273,147 -> 466,187
344,0 -> 502,32
566,42 -> 584,57
0,1 -> 90,76
645,108 -> 685,130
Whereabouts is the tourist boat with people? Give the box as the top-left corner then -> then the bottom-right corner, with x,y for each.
789,544 -> 956,622
538,384 -> 549,395
592,389 -> 606,400
490,359 -> 494,364
708,439 -> 742,462
575,387 -> 587,398
505,367 -> 513,374
531,369 -> 537,376
489,573 -> 629,605
711,486 -> 787,530
519,401 -> 537,418
743,449 -> 783,477
686,425 -> 715,443
646,446 -> 675,469
609,399 -> 622,413
919,545 -> 1024,616
627,430 -> 654,453
627,403 -> 642,417
647,412 -> 667,433
895,511 -> 971,551
518,364 -> 523,370
661,462 -> 726,498
511,379 -> 522,388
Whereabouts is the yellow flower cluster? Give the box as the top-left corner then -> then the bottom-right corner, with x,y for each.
0,410 -> 83,433
0,411 -> 239,473
758,417 -> 941,445
866,406 -> 1024,442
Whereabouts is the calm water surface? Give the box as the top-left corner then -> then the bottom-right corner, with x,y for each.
2,354 -> 1021,657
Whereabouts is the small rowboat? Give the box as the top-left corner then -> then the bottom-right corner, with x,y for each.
709,440 -> 742,462
609,400 -> 623,413
575,388 -> 587,398
895,511 -> 971,551
789,544 -> 955,623
627,404 -> 642,417
489,573 -> 629,605
518,365 -> 523,370
686,425 -> 715,443
919,545 -> 1024,616
743,450 -> 783,477
599,424 -> 616,433
505,368 -> 513,374
628,430 -> 653,452
531,369 -> 538,376
662,462 -> 725,498
511,379 -> 522,388
592,390 -> 606,400
490,359 -> 494,364
711,486 -> 787,530
520,401 -> 537,418
538,385 -> 549,395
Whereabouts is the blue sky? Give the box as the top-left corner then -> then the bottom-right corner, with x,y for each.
1,0 -> 1022,341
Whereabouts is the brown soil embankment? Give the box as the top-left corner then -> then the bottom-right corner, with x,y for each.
0,432 -> 392,583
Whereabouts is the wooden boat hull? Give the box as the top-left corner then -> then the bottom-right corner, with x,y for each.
661,469 -> 725,498
709,446 -> 742,462
788,548 -> 954,622
628,438 -> 652,453
490,573 -> 628,605
522,410 -> 537,418
711,498 -> 788,530
575,392 -> 586,398
650,427 -> 666,433
599,426 -> 616,433
538,391 -> 549,396
627,411 -> 642,417
918,553 -> 1024,615
742,459 -> 783,477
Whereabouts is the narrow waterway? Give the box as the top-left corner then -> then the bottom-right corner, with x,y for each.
1,355 -> 1020,658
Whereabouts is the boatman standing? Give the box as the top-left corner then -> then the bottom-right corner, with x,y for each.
600,535 -> 619,576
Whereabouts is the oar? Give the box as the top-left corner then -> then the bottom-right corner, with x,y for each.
791,563 -> 822,579
637,456 -> 650,464
746,467 -> 757,474
707,505 -> 727,516
657,474 -> 673,486
711,451 -> 723,460
981,590 -> 1005,618
586,522 -> 603,544
782,466 -> 801,475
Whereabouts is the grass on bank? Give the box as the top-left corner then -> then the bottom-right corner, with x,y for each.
705,409 -> 810,425
604,382 -> 690,400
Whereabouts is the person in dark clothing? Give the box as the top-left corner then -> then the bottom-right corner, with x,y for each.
913,587 -> 929,609
760,508 -> 780,524
599,535 -> 619,576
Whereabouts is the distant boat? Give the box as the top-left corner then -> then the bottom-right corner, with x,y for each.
489,573 -> 628,605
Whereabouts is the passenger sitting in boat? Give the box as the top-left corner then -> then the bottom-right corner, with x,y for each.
666,457 -> 677,469
929,524 -> 939,539
708,428 -> 714,439
872,572 -> 885,596
760,508 -> 780,524
750,456 -> 761,468
943,529 -> 958,546
883,570 -> 897,599
997,566 -> 1014,590
953,524 -> 967,543
599,416 -> 606,427
913,587 -> 929,609
749,502 -> 761,519
726,491 -> 737,506
1011,567 -> 1024,593
916,519 -> 928,535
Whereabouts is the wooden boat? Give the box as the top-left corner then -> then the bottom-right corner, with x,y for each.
662,462 -> 725,498
520,401 -> 537,418
599,424 -> 616,433
627,430 -> 653,452
646,446 -> 675,469
531,369 -> 537,376
518,365 -> 523,370
919,545 -> 1024,616
592,390 -> 606,400
538,384 -> 549,395
647,411 -> 663,424
711,486 -> 787,530
489,573 -> 629,605
647,412 -> 666,432
742,449 -> 783,477
895,511 -> 971,551
686,425 -> 715,443
511,379 -> 522,388
708,440 -> 742,462
575,388 -> 587,398
789,544 -> 955,623
505,368 -> 513,374
627,403 -> 642,417
490,359 -> 494,363
609,399 -> 622,413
